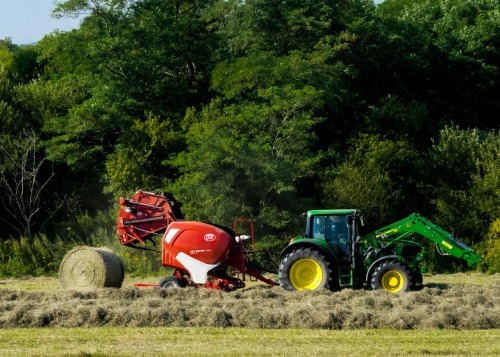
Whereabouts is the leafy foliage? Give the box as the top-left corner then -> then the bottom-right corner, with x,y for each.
105,114 -> 183,196
430,127 -> 500,244
173,84 -> 321,228
322,134 -> 421,228
480,219 -> 500,273
0,233 -> 86,277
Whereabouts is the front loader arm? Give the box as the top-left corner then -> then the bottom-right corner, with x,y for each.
364,213 -> 483,267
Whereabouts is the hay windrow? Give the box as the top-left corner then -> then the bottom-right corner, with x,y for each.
0,283 -> 498,329
58,246 -> 124,290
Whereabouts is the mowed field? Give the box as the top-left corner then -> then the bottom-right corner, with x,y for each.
0,273 -> 499,356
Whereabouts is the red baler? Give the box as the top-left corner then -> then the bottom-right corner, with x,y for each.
117,191 -> 278,291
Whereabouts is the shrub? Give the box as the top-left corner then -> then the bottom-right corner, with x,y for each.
0,208 -> 166,278
480,219 -> 500,273
0,234 -> 80,277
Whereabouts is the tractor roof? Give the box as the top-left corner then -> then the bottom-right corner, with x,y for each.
307,209 -> 358,216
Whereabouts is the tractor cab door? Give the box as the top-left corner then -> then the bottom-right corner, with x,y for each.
312,215 -> 351,260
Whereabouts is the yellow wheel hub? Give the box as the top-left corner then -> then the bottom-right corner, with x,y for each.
290,258 -> 323,290
381,270 -> 404,293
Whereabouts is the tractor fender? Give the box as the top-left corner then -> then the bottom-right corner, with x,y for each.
280,240 -> 339,266
365,255 -> 399,282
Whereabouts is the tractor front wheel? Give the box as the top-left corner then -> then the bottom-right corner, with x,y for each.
370,261 -> 413,293
279,248 -> 332,291
159,276 -> 183,289
412,271 -> 423,290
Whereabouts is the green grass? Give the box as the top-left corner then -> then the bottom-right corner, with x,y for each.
424,272 -> 500,287
0,272 -> 498,291
0,328 -> 498,356
0,274 -> 162,291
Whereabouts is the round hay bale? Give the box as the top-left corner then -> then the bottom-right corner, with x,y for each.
59,246 -> 124,290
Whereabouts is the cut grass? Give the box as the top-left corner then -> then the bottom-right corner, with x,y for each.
0,274 -> 498,330
0,327 -> 498,356
0,273 -> 498,356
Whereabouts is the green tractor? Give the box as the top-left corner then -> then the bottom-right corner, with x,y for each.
278,211 -> 483,293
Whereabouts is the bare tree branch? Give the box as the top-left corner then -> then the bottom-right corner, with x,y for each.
0,130 -> 62,239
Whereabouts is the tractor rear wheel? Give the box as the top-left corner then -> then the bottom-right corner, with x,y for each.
279,248 -> 332,291
370,261 -> 413,293
159,276 -> 183,289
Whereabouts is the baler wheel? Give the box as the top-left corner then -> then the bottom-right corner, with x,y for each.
279,248 -> 332,291
159,276 -> 183,289
370,261 -> 413,293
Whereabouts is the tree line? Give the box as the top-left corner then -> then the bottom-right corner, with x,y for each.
0,0 -> 498,273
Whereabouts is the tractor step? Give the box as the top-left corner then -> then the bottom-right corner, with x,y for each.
339,265 -> 353,287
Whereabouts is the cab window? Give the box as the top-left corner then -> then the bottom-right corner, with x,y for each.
312,216 -> 325,239
325,215 -> 349,257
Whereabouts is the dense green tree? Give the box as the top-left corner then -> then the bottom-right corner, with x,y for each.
0,44 -> 15,130
39,0 -> 219,185
0,41 -> 14,71
430,127 -> 500,244
207,0 -> 375,56
376,0 -> 500,129
363,96 -> 432,149
105,114 -> 183,196
173,84 -> 322,229
321,134 -> 421,229
170,1 -> 371,229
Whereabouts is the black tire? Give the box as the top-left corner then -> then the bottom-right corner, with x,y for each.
412,271 -> 424,291
158,276 -> 183,289
278,247 -> 332,291
370,261 -> 413,293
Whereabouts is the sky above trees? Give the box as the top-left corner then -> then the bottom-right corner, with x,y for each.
0,0 -> 80,44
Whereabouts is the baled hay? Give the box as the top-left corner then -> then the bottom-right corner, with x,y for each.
59,246 -> 124,290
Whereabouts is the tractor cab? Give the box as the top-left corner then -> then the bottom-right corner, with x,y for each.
305,209 -> 359,261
